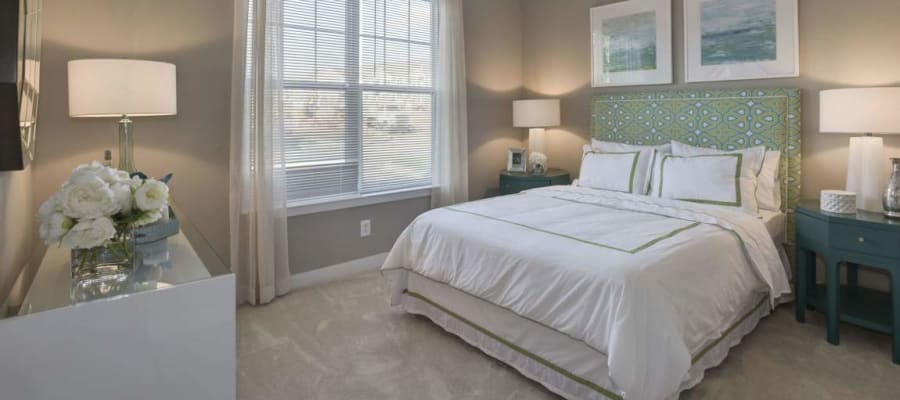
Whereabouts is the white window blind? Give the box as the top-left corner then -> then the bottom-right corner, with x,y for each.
281,0 -> 436,204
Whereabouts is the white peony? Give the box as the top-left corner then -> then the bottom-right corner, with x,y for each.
60,175 -> 120,219
67,161 -> 124,186
134,179 -> 169,212
38,191 -> 64,220
126,175 -> 144,189
62,217 -> 117,249
37,161 -> 173,250
39,212 -> 74,244
110,183 -> 134,215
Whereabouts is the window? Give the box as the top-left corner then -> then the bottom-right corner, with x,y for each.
281,0 -> 436,205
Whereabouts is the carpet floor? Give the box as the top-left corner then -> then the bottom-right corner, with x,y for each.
237,272 -> 900,400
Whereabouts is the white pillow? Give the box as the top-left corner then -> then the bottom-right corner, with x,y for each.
657,154 -> 759,214
591,141 -> 670,195
671,141 -> 766,175
579,151 -> 641,193
648,147 -> 672,197
757,150 -> 782,211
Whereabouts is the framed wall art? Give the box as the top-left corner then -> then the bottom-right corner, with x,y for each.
684,0 -> 799,82
590,0 -> 672,87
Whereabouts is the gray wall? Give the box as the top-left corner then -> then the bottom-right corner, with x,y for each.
288,197 -> 430,273
34,0 -> 234,263
0,168 -> 33,305
520,0 -> 900,198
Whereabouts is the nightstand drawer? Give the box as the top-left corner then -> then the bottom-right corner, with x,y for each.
501,180 -> 550,194
499,168 -> 571,195
796,212 -> 828,249
831,223 -> 900,259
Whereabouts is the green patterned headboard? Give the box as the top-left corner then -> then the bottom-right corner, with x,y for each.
591,88 -> 801,246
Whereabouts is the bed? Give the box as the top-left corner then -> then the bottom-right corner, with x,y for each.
382,89 -> 802,399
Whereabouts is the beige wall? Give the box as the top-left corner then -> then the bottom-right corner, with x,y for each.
34,0 -> 234,262
520,0 -> 900,198
464,0 -> 525,199
0,168 -> 33,305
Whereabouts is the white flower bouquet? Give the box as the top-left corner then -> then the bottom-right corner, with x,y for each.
39,162 -> 170,271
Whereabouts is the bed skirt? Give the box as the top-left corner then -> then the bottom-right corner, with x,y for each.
399,272 -> 771,400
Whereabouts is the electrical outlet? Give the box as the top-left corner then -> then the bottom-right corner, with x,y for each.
360,219 -> 371,237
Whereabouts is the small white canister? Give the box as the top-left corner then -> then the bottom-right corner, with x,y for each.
821,190 -> 857,214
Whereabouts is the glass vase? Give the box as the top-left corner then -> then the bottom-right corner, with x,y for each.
884,158 -> 900,218
71,226 -> 135,283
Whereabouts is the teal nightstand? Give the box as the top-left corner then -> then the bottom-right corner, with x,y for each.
499,169 -> 570,195
795,200 -> 900,364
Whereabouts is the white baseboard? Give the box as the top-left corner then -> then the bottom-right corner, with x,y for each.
292,252 -> 388,289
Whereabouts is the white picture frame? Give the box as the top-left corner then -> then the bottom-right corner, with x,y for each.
507,148 -> 527,173
684,0 -> 799,83
591,0 -> 672,88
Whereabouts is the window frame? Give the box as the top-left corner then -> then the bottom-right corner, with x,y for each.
283,0 -> 438,214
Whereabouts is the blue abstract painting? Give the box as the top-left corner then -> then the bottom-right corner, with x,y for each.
602,11 -> 657,73
700,0 -> 776,66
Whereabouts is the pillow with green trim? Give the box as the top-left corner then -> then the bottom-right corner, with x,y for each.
592,141 -> 671,195
671,141 -> 766,174
579,151 -> 641,194
657,154 -> 759,215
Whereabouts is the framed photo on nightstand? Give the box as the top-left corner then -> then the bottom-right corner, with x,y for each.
507,148 -> 527,173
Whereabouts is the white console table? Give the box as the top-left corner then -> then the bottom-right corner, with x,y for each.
0,209 -> 235,400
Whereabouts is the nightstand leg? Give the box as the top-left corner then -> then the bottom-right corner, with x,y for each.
795,248 -> 809,323
892,271 -> 900,365
807,254 -> 817,308
847,262 -> 859,289
826,258 -> 841,345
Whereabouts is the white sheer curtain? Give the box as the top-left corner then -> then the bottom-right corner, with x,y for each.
432,0 -> 469,208
230,0 -> 292,305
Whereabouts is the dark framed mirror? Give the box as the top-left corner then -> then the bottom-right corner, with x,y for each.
0,0 -> 41,171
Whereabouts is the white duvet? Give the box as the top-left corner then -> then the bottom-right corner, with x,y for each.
382,186 -> 791,399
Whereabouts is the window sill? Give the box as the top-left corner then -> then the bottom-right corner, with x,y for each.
287,187 -> 434,217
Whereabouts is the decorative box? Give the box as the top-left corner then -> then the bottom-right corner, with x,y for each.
820,190 -> 857,214
135,207 -> 180,244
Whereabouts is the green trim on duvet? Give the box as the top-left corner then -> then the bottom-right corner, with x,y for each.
405,290 -> 624,400
658,154 -> 743,207
443,207 -> 701,254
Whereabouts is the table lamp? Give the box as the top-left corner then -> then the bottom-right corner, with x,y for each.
820,87 -> 900,213
513,99 -> 560,171
68,59 -> 177,172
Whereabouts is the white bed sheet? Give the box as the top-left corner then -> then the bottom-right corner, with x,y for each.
759,209 -> 786,243
382,186 -> 791,399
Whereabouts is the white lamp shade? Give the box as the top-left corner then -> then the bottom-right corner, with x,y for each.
68,59 -> 177,118
820,88 -> 900,134
513,99 -> 560,128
